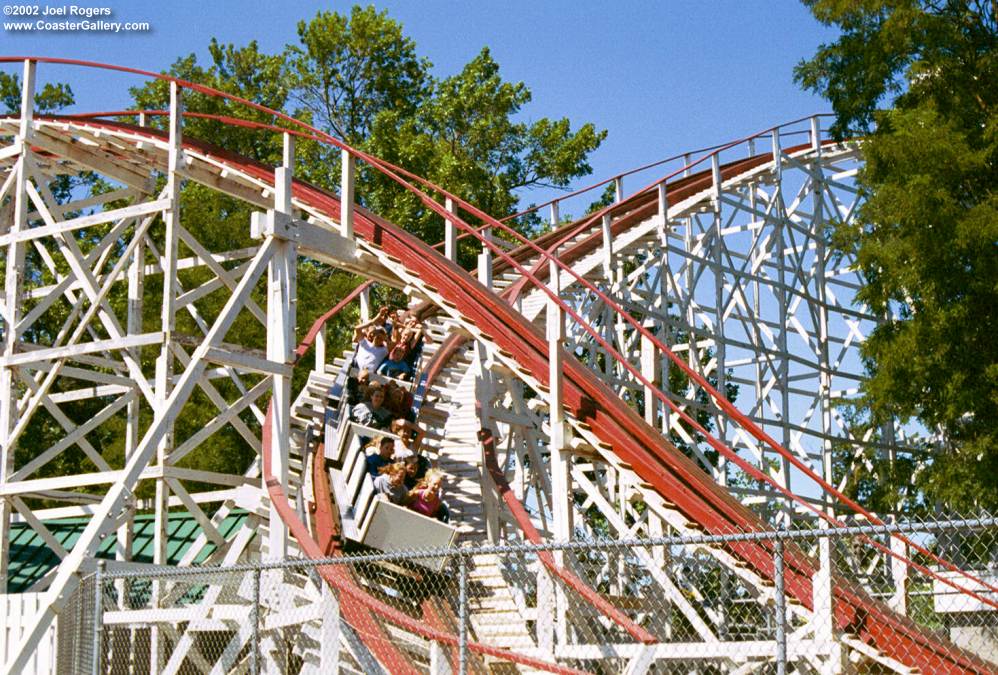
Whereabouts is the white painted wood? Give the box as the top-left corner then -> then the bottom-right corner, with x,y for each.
0,593 -> 56,675
340,149 -> 355,239
444,197 -> 456,261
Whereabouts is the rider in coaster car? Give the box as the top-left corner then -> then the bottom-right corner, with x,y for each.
365,436 -> 395,479
407,469 -> 450,523
351,383 -> 393,430
353,307 -> 391,373
379,311 -> 424,380
373,462 -> 409,505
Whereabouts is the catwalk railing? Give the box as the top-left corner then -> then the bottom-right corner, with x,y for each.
63,513 -> 998,674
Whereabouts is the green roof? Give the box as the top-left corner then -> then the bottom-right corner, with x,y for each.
7,510 -> 249,592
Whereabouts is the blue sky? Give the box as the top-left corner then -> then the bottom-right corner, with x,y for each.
4,1 -> 839,200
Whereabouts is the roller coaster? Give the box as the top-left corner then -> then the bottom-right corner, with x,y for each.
0,57 -> 996,673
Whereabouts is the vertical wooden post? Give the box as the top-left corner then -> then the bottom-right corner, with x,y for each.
547,258 -> 572,646
340,148 -> 354,240
0,59 -> 35,594
549,200 -> 559,229
444,197 -> 457,262
889,526 -> 909,615
601,213 -> 614,284
150,80 -> 184,675
359,286 -> 370,322
614,176 -> 623,203
710,153 -> 728,487
641,331 -> 658,427
267,133 -> 297,561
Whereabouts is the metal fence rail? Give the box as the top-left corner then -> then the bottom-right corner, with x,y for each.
61,514 -> 998,674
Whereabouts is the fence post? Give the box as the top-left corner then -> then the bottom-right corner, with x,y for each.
773,538 -> 787,675
458,552 -> 468,675
92,561 -> 105,675
251,566 -> 261,675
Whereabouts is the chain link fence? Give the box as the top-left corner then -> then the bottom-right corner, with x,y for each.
57,514 -> 998,674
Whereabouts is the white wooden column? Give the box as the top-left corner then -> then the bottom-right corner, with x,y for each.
640,331 -> 658,427
772,131 -> 793,523
359,286 -> 370,322
710,153 -> 728,487
478,222 -> 492,290
444,197 -> 457,262
601,213 -> 613,284
118,188 -> 146,565
340,149 -> 354,240
267,133 -> 297,560
0,60 -> 35,593
655,182 -> 671,434
149,81 -> 182,675
547,258 -> 572,646
547,259 -> 571,538
889,526 -> 909,615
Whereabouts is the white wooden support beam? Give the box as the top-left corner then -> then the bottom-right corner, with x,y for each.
547,256 -> 572,646
444,197 -> 457,262
772,128 -> 783,184
547,259 -> 570,538
810,116 -> 821,154
656,182 -> 668,246
0,59 -> 34,593
267,134 -> 297,560
120,201 -> 146,569
317,582 -> 341,673
549,200 -> 559,228
710,153 -> 722,211
889,530 -> 909,615
151,82 -> 182,673
477,249 -> 492,291
640,330 -> 658,427
359,286 -> 370,322
601,213 -> 614,284
340,149 -> 355,240
315,324 -> 327,375
812,535 -> 844,673
614,176 -> 624,203
1,239 -> 277,675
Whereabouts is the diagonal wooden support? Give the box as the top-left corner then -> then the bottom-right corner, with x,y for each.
1,237 -> 276,675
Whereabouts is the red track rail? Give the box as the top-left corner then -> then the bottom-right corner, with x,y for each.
262,290 -> 589,674
36,113 -> 988,674
1,52 -> 989,669
477,427 -> 657,644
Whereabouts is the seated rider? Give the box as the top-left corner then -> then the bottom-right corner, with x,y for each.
351,383 -> 393,429
407,469 -> 450,523
353,307 -> 391,373
365,436 -> 395,479
346,368 -> 371,406
384,383 -> 415,422
378,329 -> 419,381
390,417 -> 423,459
373,462 -> 409,505
402,453 -> 431,491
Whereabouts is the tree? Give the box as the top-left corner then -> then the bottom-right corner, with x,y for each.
796,0 -> 998,510
111,6 -> 606,488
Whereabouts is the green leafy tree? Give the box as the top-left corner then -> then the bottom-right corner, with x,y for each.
796,0 -> 998,510
109,6 -> 605,489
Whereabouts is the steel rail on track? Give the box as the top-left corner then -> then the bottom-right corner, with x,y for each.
1,55 -> 993,673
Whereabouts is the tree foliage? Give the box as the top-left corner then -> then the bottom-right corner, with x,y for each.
796,0 -> 998,509
106,7 -> 606,489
